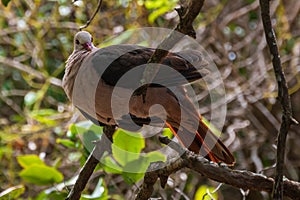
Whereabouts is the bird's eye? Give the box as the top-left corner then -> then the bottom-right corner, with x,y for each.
75,39 -> 80,45
91,37 -> 93,42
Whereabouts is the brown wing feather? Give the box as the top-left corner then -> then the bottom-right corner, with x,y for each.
90,44 -> 209,88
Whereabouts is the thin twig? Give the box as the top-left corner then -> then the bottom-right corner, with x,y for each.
66,125 -> 115,200
259,1 -> 299,199
79,0 -> 103,31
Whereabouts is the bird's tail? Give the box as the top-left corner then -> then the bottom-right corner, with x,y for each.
166,116 -> 235,165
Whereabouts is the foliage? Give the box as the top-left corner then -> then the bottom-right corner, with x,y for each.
17,154 -> 63,185
194,185 -> 218,200
0,0 -> 299,199
102,129 -> 165,184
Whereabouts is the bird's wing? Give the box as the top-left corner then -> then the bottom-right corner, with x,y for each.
89,44 -> 210,89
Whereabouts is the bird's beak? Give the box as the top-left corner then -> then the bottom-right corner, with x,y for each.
83,42 -> 93,51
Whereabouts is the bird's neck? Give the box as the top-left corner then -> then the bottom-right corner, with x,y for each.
62,50 -> 91,100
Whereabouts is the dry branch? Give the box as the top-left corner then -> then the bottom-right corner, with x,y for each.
136,136 -> 300,200
259,0 -> 299,199
66,125 -> 115,200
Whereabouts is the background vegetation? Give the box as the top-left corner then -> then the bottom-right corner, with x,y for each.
0,0 -> 299,199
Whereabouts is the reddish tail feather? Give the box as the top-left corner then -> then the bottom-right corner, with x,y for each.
166,117 -> 235,165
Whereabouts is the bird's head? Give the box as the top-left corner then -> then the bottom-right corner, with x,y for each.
73,31 -> 94,51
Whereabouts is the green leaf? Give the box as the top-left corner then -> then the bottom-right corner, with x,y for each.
145,0 -> 178,23
101,156 -> 123,174
56,138 -> 76,148
162,128 -> 173,138
148,6 -> 170,24
0,185 -> 25,199
29,109 -> 58,126
75,120 -> 95,130
67,121 -> 103,152
145,0 -> 165,9
122,157 -> 149,184
82,129 -> 100,152
69,121 -> 103,137
35,191 -> 68,200
19,165 -> 63,185
194,185 -> 218,200
121,152 -> 166,184
144,151 -> 166,163
16,155 -> 45,168
67,123 -> 79,140
112,129 -> 145,166
1,0 -> 11,7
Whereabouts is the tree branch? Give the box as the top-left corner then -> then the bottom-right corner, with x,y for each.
136,136 -> 300,200
78,0 -> 103,31
66,125 -> 115,200
259,0 -> 299,199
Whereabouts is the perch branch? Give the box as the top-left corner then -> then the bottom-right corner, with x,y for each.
66,125 -> 115,200
259,0 -> 299,199
136,136 -> 300,200
79,0 -> 103,31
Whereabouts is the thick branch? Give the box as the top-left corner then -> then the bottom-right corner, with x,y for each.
259,0 -> 298,199
137,136 -> 300,200
66,125 -> 115,200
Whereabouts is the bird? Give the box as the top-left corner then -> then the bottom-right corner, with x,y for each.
62,31 -> 235,165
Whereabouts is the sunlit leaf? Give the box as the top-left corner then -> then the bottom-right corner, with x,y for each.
148,6 -> 170,24
162,128 -> 173,138
29,109 -> 58,126
56,138 -> 76,148
194,185 -> 218,200
101,156 -> 123,174
35,191 -> 68,200
67,121 -> 103,152
67,123 -> 79,139
17,155 -> 45,168
122,152 -> 165,184
112,129 -> 145,166
19,165 -> 63,185
144,151 -> 166,163
69,121 -> 103,136
144,0 -> 178,23
122,157 -> 149,184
